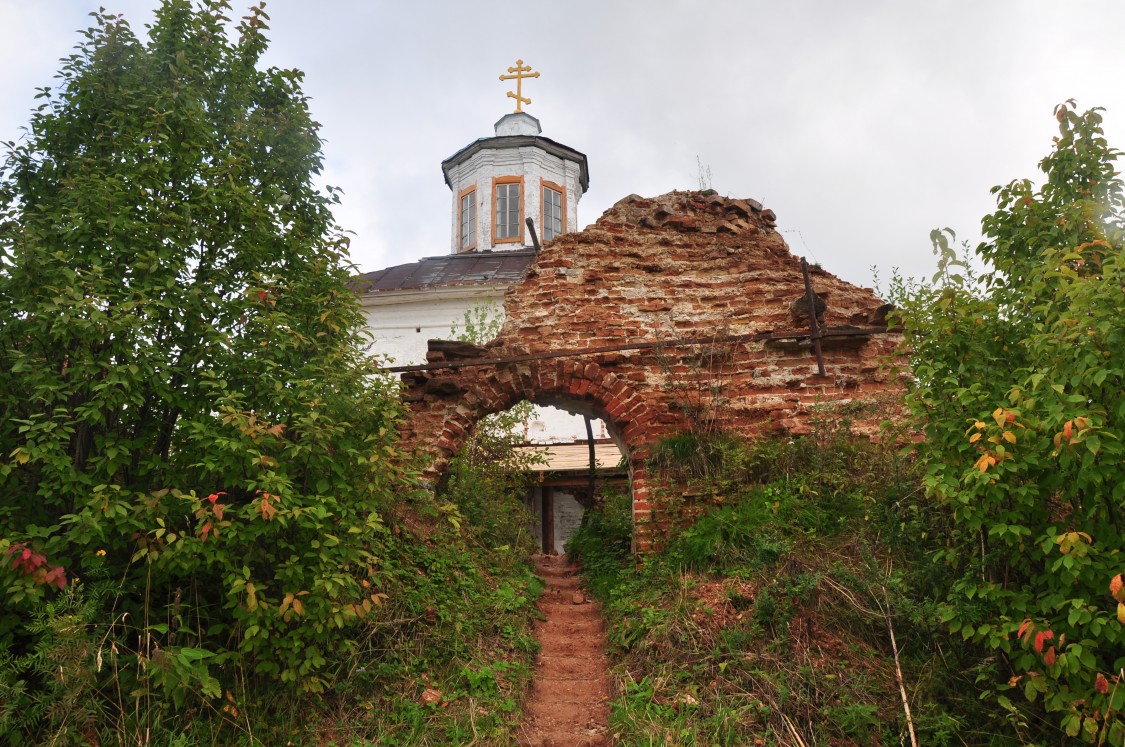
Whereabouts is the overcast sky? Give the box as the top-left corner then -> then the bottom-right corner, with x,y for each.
3,1 -> 1124,291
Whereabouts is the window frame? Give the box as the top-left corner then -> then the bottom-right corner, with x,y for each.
492,176 -> 524,245
458,186 -> 477,252
540,179 -> 566,242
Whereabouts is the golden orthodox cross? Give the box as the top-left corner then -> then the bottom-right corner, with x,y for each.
499,59 -> 539,113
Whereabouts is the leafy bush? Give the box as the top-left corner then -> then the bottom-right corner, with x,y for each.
893,102 -> 1125,743
0,2 -> 411,740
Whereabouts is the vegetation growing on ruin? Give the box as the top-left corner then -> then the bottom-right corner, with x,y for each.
569,413 -> 982,745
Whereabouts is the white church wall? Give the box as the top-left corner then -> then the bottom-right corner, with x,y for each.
360,286 -> 498,367
551,490 -> 584,555
361,288 -> 608,445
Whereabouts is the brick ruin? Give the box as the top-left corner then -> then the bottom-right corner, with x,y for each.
395,191 -> 907,550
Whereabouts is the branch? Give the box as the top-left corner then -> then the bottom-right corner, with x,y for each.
881,586 -> 918,747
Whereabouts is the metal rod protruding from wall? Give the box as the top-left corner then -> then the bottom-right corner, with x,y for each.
526,217 -> 541,251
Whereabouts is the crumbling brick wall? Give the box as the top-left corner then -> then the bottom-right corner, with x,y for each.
397,191 -> 907,551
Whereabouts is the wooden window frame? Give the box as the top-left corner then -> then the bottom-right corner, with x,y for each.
458,186 -> 477,252
492,175 -> 524,245
540,179 -> 566,242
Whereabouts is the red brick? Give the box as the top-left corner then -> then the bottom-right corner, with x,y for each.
393,190 -> 909,553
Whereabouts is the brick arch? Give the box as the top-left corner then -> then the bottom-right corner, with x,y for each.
392,190 -> 908,553
398,358 -> 666,550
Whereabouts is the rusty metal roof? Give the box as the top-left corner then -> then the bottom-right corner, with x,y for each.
351,249 -> 537,294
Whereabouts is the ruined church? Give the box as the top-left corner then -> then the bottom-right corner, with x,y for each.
354,62 -> 905,553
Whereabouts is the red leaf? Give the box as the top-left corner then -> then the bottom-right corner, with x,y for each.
1018,619 -> 1033,641
1034,629 -> 1053,653
257,494 -> 279,521
1095,673 -> 1110,694
1043,646 -> 1056,666
43,566 -> 67,590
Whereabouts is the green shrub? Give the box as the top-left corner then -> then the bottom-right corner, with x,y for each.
894,102 -> 1125,743
0,2 -> 414,741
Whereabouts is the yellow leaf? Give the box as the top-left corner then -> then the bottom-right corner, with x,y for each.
1110,574 -> 1125,603
1003,431 -> 1017,444
992,408 -> 1006,428
969,433 -> 982,443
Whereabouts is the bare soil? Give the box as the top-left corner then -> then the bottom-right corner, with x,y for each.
517,554 -> 612,747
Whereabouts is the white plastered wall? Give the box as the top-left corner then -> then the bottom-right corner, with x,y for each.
360,287 -> 607,444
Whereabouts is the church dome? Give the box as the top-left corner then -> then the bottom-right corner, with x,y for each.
440,61 -> 588,254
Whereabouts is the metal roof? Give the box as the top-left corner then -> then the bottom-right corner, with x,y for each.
440,134 -> 590,192
351,249 -> 537,294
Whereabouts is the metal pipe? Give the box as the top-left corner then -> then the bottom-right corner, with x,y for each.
525,217 -> 541,251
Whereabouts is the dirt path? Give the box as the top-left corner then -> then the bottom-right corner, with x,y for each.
517,554 -> 612,747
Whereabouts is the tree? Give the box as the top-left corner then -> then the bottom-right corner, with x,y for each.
895,102 -> 1125,742
0,1 -> 406,735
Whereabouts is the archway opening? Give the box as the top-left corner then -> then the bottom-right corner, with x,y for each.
520,403 -> 626,555
402,357 -> 660,553
450,398 -> 628,555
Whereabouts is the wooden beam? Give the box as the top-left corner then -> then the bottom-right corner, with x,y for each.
801,257 -> 827,376
542,487 -> 555,554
